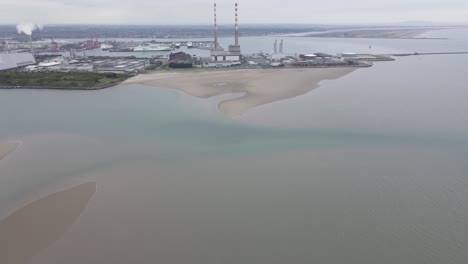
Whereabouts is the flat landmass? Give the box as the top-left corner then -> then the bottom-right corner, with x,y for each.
305,28 -> 437,39
125,68 -> 356,116
0,142 -> 18,160
0,72 -> 131,89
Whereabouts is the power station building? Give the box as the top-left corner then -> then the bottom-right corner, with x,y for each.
209,3 -> 242,65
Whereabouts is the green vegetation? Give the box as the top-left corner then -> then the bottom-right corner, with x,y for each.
0,71 -> 131,89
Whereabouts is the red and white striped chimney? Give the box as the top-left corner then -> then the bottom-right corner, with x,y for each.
235,3 -> 239,46
214,3 -> 218,49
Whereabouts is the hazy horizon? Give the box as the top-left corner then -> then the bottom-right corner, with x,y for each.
1,22 -> 468,26
2,0 -> 468,25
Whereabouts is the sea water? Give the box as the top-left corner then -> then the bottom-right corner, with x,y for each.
1,29 -> 468,264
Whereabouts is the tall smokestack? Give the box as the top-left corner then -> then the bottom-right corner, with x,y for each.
279,39 -> 283,53
274,40 -> 278,53
214,3 -> 218,49
234,3 -> 239,46
29,35 -> 34,56
16,23 -> 44,57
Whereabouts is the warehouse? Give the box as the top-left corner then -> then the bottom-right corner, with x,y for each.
0,53 -> 36,71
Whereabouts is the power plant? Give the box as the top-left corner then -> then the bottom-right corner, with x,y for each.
209,3 -> 242,66
0,4 -> 398,72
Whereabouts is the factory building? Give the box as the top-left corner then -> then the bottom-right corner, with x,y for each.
339,53 -> 394,62
169,52 -> 192,61
300,54 -> 318,60
210,50 -> 241,62
0,53 -> 36,71
339,52 -> 358,58
314,53 -> 333,58
24,57 -> 149,73
209,3 -> 242,65
92,59 -> 149,73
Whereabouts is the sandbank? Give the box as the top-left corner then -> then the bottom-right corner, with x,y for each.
0,182 -> 96,264
0,142 -> 19,161
125,68 -> 356,116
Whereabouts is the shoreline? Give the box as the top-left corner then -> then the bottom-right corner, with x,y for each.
0,79 -> 128,91
0,71 -> 131,91
0,83 -> 119,91
3,50 -> 467,92
0,65 -> 366,91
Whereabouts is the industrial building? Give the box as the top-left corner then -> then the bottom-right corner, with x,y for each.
0,53 -> 36,71
339,53 -> 394,61
209,3 -> 242,66
210,49 -> 242,63
169,52 -> 193,61
21,56 -> 150,73
92,58 -> 149,73
300,54 -> 318,60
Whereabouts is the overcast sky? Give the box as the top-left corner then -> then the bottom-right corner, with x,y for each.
1,0 -> 468,25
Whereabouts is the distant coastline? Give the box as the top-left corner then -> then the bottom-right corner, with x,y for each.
303,28 -> 447,39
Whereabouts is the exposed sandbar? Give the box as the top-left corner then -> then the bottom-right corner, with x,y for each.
125,68 -> 356,116
0,182 -> 96,264
0,142 -> 19,161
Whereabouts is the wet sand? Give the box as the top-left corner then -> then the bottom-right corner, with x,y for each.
124,68 -> 356,116
0,142 -> 19,161
0,182 -> 96,264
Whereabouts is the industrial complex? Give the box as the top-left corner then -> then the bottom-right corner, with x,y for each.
208,3 -> 242,67
0,3 -> 397,74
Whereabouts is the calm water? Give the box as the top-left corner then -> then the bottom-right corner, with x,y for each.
1,29 -> 468,264
56,27 -> 468,58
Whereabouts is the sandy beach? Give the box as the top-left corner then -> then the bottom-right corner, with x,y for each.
0,142 -> 18,161
125,68 -> 356,116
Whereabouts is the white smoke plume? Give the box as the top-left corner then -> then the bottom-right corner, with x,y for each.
16,23 -> 44,36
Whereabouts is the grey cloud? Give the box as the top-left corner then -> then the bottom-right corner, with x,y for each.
0,0 -> 467,24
